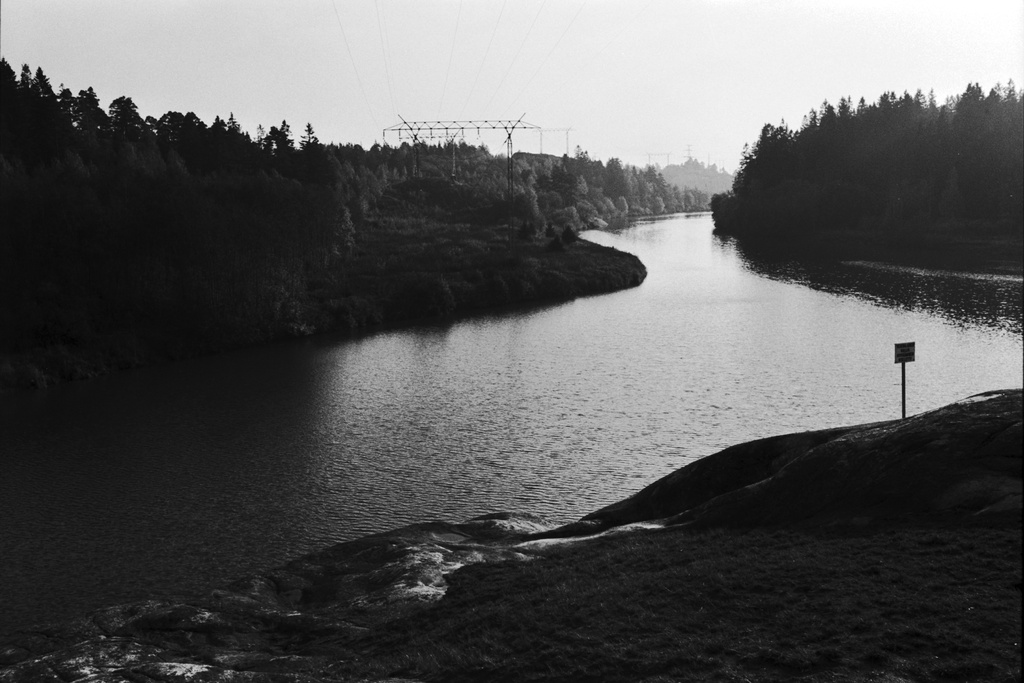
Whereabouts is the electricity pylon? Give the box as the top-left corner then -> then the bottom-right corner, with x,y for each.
647,152 -> 671,167
383,116 -> 540,249
528,127 -> 572,156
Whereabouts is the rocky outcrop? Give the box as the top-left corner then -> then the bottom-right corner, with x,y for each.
580,388 -> 1021,532
0,514 -> 551,682
2,390 -> 1020,682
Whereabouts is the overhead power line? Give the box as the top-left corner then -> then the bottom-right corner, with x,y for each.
438,0 -> 463,118
502,0 -> 587,117
483,0 -> 548,112
374,0 -> 397,116
459,0 -> 508,118
545,0 -> 654,108
383,118 -> 539,149
330,0 -> 378,130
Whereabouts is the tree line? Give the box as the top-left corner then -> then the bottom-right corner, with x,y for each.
711,83 -> 1023,241
0,60 -> 697,384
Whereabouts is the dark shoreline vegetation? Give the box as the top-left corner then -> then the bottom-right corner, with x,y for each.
1,60 -> 721,392
0,210 -> 648,392
2,390 -> 1020,682
711,83 -> 1023,271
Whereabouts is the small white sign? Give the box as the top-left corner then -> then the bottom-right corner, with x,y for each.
894,342 -> 915,363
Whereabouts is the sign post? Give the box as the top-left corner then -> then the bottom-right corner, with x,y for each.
894,342 -> 915,418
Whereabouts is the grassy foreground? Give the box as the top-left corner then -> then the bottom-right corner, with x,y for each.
2,524 -> 1017,683
329,518 -> 1021,682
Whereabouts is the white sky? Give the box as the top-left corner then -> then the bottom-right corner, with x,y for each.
2,0 -> 1022,172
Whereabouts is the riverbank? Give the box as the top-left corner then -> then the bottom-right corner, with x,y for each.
2,389 -> 1019,682
0,221 -> 646,392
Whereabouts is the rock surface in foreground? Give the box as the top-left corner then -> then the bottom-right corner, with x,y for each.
579,388 -> 1021,533
0,513 -> 553,682
1,389 -> 1020,682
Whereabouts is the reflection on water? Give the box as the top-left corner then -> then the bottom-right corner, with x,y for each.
1,214 -> 1021,633
723,236 -> 1023,337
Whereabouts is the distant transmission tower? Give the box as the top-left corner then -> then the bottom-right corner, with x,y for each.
383,116 -> 539,249
647,152 -> 671,167
528,127 -> 572,155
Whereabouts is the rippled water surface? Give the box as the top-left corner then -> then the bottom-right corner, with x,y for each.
1,214 -> 1021,631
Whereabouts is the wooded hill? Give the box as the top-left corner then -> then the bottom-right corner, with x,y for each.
0,60 -> 669,389
711,83 -> 1023,245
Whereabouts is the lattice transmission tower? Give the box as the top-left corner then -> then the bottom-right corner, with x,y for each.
529,127 -> 572,156
647,152 -> 671,167
383,116 -> 539,249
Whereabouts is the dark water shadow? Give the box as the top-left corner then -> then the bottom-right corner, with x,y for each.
718,235 -> 1023,336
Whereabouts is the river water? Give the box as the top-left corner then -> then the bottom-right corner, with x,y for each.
1,213 -> 1021,632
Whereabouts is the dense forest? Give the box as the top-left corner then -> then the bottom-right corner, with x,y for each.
1,60 -> 701,389
711,83 -> 1023,246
